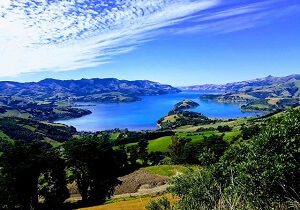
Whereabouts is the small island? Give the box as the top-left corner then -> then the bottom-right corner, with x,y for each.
158,100 -> 210,129
173,99 -> 199,111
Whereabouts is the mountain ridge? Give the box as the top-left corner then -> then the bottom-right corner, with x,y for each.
189,74 -> 300,112
0,77 -> 180,98
180,74 -> 300,92
0,78 -> 180,121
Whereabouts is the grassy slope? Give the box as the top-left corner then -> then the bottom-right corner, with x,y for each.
175,117 -> 249,132
79,194 -> 177,210
148,136 -> 172,153
125,128 -> 241,153
141,165 -> 189,177
0,131 -> 14,142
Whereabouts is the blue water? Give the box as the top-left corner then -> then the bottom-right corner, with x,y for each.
55,92 -> 260,131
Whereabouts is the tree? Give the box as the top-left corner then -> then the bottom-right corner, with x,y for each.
148,152 -> 164,165
217,125 -> 232,132
64,137 -> 120,204
113,145 -> 129,174
0,141 -> 68,210
168,167 -> 222,210
198,134 -> 227,166
38,149 -> 69,209
138,139 -> 149,165
168,136 -> 191,164
126,144 -> 139,166
240,124 -> 261,140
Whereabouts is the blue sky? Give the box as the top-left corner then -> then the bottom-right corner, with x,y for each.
0,0 -> 299,86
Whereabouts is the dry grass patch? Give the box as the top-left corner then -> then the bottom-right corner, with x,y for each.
79,194 -> 177,210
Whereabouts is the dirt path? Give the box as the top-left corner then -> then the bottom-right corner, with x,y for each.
113,184 -> 169,198
67,169 -> 170,202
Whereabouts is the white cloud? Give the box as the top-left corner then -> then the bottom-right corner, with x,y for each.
0,0 -> 298,76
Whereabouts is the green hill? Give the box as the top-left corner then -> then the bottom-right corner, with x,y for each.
0,117 -> 76,144
197,75 -> 300,111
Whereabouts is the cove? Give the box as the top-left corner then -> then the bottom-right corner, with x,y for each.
55,92 -> 260,131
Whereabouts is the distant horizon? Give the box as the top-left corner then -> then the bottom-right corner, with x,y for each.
0,73 -> 299,87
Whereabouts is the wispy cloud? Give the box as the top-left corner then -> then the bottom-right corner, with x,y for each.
0,0 -> 298,76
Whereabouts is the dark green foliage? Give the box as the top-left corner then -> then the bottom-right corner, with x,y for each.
64,137 -> 121,204
0,118 -> 41,142
126,144 -> 139,166
138,139 -> 149,165
38,152 -> 70,209
0,141 -> 69,210
216,125 -> 232,132
168,136 -> 191,164
240,124 -> 261,140
158,111 -> 214,129
35,122 -> 76,142
197,134 -> 228,166
126,139 -> 157,166
113,146 -> 129,173
148,152 -> 165,165
219,109 -> 300,207
168,168 -> 222,210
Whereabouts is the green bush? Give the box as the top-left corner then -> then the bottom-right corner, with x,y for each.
146,196 -> 174,210
219,109 -> 300,208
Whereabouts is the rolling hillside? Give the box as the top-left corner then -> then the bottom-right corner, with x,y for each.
0,117 -> 76,144
0,78 -> 180,121
182,74 -> 300,111
0,78 -> 180,102
181,74 -> 300,94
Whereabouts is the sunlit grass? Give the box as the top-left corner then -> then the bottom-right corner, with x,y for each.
141,165 -> 189,177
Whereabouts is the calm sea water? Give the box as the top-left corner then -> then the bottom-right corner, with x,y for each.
55,92 -> 260,131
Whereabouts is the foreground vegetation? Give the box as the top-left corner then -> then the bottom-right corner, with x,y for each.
0,108 -> 299,210
147,109 -> 300,210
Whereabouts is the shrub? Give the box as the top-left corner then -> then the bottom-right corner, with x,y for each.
217,125 -> 232,132
219,109 -> 300,208
146,197 -> 174,210
168,136 -> 191,164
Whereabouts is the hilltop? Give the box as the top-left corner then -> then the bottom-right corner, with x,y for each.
0,78 -> 180,102
180,74 -> 300,93
173,99 -> 199,111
